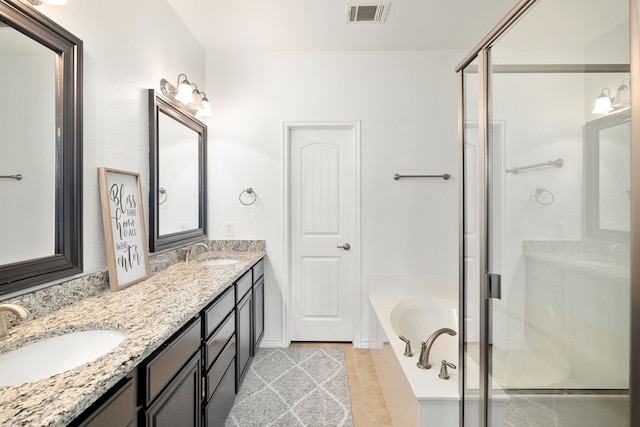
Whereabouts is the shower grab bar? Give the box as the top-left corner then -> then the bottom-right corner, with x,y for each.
0,174 -> 22,181
505,158 -> 563,175
394,173 -> 451,181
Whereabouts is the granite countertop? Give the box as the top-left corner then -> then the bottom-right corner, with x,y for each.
0,248 -> 264,427
523,241 -> 629,281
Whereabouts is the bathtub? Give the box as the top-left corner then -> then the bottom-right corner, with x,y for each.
370,295 -> 508,427
370,295 -> 460,426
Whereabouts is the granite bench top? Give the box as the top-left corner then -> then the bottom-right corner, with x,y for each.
0,248 -> 265,426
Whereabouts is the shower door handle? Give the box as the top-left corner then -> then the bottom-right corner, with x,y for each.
486,273 -> 502,299
337,243 -> 351,250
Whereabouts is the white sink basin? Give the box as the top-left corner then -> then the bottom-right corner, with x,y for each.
0,330 -> 126,387
199,258 -> 240,266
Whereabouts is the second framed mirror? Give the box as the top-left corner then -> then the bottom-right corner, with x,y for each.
148,89 -> 207,252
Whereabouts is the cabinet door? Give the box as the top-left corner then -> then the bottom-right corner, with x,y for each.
204,359 -> 236,427
145,354 -> 201,427
236,290 -> 253,388
78,378 -> 135,427
253,278 -> 264,352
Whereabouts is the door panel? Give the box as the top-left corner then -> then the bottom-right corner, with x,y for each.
290,126 -> 356,342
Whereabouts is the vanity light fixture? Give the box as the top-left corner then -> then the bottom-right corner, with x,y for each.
592,79 -> 631,114
196,91 -> 213,118
160,75 -> 212,119
613,79 -> 630,108
175,74 -> 195,104
592,88 -> 614,114
25,0 -> 67,5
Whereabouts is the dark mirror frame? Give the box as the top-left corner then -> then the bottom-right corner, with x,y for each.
584,108 -> 630,242
0,0 -> 82,295
148,89 -> 207,252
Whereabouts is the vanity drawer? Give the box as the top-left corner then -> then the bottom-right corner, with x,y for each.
235,271 -> 252,301
205,311 -> 235,369
252,259 -> 264,283
205,358 -> 236,427
204,286 -> 235,338
206,336 -> 236,401
144,317 -> 201,404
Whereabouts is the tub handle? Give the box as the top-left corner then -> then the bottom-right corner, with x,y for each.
399,335 -> 413,357
439,360 -> 456,380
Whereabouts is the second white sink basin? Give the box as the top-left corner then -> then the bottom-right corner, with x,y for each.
0,330 -> 126,387
199,258 -> 240,266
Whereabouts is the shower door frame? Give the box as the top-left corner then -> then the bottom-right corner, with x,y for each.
456,0 -> 640,425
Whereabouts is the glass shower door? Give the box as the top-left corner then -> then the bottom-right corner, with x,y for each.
458,0 -> 632,425
484,0 -> 630,426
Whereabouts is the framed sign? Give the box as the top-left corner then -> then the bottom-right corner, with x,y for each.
98,167 -> 150,291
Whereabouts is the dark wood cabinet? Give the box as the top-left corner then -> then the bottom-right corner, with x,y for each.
235,288 -> 253,388
140,318 -> 202,427
73,256 -> 266,427
145,354 -> 201,427
202,285 -> 237,427
76,377 -> 136,427
253,276 -> 264,351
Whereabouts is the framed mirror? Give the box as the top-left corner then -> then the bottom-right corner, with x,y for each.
0,0 -> 82,295
148,90 -> 207,252
585,108 -> 630,241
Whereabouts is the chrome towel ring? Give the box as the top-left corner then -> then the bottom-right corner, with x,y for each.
159,187 -> 168,205
535,187 -> 554,205
239,187 -> 257,206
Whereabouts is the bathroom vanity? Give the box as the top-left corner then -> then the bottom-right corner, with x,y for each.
0,247 -> 265,427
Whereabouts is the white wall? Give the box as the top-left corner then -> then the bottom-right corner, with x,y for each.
205,50 -> 462,346
32,0 -> 205,277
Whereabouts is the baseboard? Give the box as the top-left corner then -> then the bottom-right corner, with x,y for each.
259,338 -> 287,348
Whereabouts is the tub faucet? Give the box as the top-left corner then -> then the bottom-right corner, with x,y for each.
399,335 -> 413,357
186,242 -> 209,264
416,328 -> 457,369
0,302 -> 30,341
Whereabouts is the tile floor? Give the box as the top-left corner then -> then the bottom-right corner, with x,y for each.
289,342 -> 418,427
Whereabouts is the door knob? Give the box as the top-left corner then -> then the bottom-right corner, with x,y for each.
337,243 -> 351,250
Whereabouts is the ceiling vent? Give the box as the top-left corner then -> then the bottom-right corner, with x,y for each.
347,4 -> 390,23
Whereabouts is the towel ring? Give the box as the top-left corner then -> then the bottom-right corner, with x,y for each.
239,187 -> 257,206
159,187 -> 168,205
535,187 -> 554,205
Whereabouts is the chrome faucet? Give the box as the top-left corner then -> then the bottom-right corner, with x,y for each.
399,335 -> 413,357
416,328 -> 457,369
0,302 -> 30,341
186,242 -> 209,264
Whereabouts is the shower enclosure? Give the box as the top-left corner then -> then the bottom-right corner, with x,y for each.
457,0 -> 636,425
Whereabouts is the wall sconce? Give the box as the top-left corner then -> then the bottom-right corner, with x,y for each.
160,74 -> 212,119
25,0 -> 67,5
592,79 -> 630,114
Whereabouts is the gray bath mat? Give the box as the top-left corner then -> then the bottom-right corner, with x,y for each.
226,348 -> 353,427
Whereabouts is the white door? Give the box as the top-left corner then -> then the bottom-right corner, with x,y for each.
289,125 -> 358,342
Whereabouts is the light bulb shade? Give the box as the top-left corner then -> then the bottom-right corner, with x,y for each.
614,82 -> 630,108
175,82 -> 195,104
197,99 -> 213,118
592,93 -> 613,114
190,91 -> 204,110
